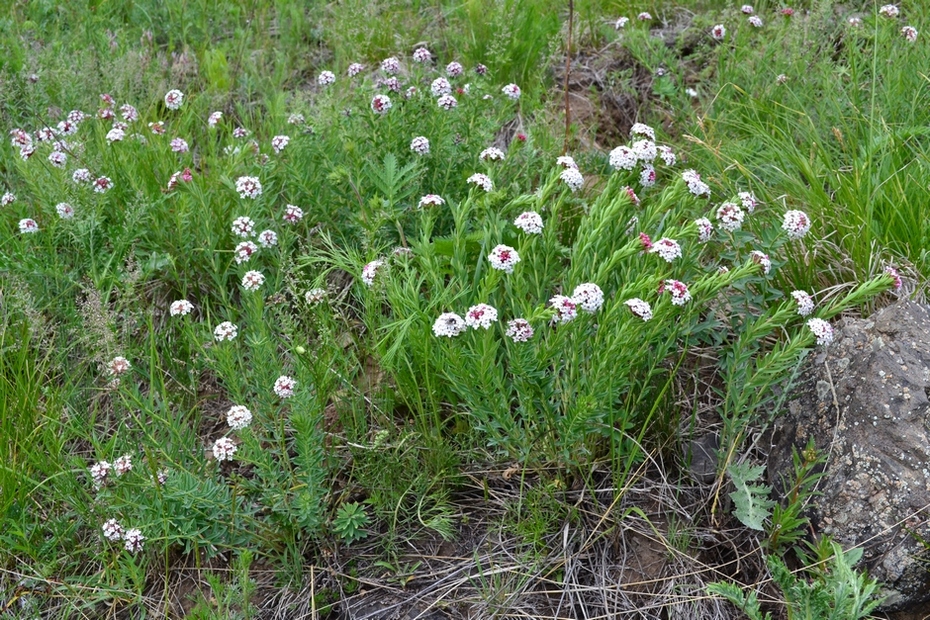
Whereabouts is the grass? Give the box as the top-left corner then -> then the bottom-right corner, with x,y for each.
0,0 -> 922,618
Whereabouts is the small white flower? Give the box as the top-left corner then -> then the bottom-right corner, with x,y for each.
738,191 -> 757,213
782,210 -> 811,240
716,202 -> 744,232
682,169 -> 710,197
102,518 -> 124,541
479,147 -> 505,161
651,238 -> 682,263
273,375 -> 297,398
791,291 -> 814,316
107,356 -> 131,377
1,192 -> 15,206
630,123 -> 655,141
572,283 -> 604,313
556,155 -> 578,169
214,321 -> 238,342
413,47 -> 432,63
549,295 -> 578,324
625,298 -> 653,321
419,194 -> 444,208
226,405 -> 253,430
446,61 -> 464,77
464,303 -> 499,330
711,24 -> 726,40
170,300 -> 194,316
241,270 -> 265,291
73,168 -> 92,184
615,16 -> 629,29
637,11 -> 652,20
93,177 -> 114,193
164,89 -> 184,110
695,218 -> 714,242
208,111 -> 223,127
371,94 -> 393,113
170,137 -> 189,153
113,454 -> 132,476
609,145 -> 638,171
433,312 -> 467,337
56,202 -> 75,219
106,127 -> 125,143
505,318 -> 534,342
18,218 -> 39,234
212,437 -> 237,462
751,250 -> 772,275
287,113 -> 305,125
807,318 -> 834,346
467,173 -> 493,192
234,241 -> 259,264
317,70 -> 336,86
501,83 -> 521,100
48,151 -> 67,167
631,139 -> 657,163
661,279 -> 691,306
347,62 -> 365,77
283,204 -> 304,223
380,56 -> 400,74
749,15 -> 763,27
514,211 -> 544,235
879,4 -> 900,18
231,216 -> 256,237
361,260 -> 384,286
235,176 -> 262,199
437,94 -> 458,110
271,135 -> 290,154
741,5 -> 754,14
123,528 -> 145,553
410,136 -> 430,155
902,26 -> 918,42
430,77 -> 452,97
90,460 -> 111,488
487,245 -> 520,273
639,165 -> 656,188
257,230 -> 277,247
560,167 -> 584,192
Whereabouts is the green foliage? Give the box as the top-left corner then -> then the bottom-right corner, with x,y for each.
333,502 -> 371,545
727,462 -> 775,531
711,541 -> 883,620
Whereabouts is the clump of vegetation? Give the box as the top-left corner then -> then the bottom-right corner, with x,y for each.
0,1 -> 922,617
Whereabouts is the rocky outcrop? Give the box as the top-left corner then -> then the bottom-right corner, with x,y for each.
769,301 -> 930,611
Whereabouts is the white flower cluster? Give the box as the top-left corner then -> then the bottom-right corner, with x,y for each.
433,313 -> 467,337
170,299 -> 194,316
467,173 -> 493,192
361,260 -> 385,286
625,298 -> 653,321
791,291 -> 814,316
716,202 -> 744,232
807,318 -> 834,346
235,176 -> 262,199
514,211 -> 544,235
682,169 -> 710,197
227,405 -> 253,430
479,147 -> 505,161
274,375 -> 296,398
782,210 -> 811,240
695,218 -> 714,242
487,244 -> 520,273
560,167 -> 584,192
572,283 -> 604,313
651,238 -> 682,263
410,136 -> 430,155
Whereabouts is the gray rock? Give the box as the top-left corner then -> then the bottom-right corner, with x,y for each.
769,301 -> 930,612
